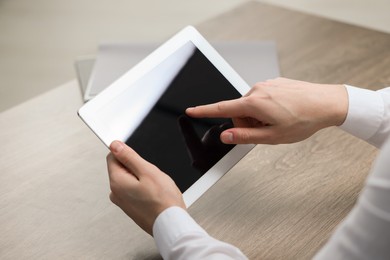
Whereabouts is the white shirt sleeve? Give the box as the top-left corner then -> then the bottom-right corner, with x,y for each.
153,206 -> 248,260
314,137 -> 390,260
314,85 -> 390,259
339,85 -> 390,148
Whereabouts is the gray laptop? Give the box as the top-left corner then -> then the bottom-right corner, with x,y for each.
75,42 -> 280,101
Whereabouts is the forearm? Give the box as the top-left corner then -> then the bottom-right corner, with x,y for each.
153,207 -> 247,260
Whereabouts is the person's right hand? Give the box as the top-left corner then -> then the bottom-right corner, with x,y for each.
186,78 -> 348,145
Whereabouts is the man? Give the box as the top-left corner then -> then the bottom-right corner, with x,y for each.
107,78 -> 390,259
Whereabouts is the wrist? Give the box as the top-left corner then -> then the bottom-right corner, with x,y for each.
320,84 -> 349,128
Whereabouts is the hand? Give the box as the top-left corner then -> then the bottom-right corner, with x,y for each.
186,77 -> 348,145
106,140 -> 186,236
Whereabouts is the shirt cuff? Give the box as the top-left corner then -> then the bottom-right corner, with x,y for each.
153,206 -> 207,259
339,85 -> 384,143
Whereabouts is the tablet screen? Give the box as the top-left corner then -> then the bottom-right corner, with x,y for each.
124,41 -> 241,192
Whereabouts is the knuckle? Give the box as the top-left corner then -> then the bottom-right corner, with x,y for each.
216,101 -> 227,112
244,95 -> 257,105
123,157 -> 132,168
109,192 -> 119,205
254,80 -> 272,88
248,86 -> 272,100
237,130 -> 252,144
120,152 -> 134,170
243,95 -> 262,111
253,82 -> 266,89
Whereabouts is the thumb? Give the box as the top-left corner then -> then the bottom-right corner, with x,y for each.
109,140 -> 150,177
220,128 -> 276,144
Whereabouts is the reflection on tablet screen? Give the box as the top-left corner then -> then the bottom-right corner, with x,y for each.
125,43 -> 241,193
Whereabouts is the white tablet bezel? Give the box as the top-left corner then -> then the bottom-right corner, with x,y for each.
78,26 -> 255,207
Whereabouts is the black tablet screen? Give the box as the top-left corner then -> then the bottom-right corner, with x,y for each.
125,42 -> 242,192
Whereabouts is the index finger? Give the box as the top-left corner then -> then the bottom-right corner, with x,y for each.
186,98 -> 247,118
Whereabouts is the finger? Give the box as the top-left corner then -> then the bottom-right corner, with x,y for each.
107,152 -> 139,187
186,98 -> 248,119
220,127 -> 278,145
109,141 -> 150,179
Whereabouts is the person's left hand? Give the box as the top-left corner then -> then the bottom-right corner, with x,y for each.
106,140 -> 186,236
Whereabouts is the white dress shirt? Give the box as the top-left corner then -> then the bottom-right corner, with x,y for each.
153,85 -> 390,260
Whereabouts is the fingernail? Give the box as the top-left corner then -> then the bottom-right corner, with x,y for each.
110,140 -> 124,153
221,132 -> 234,143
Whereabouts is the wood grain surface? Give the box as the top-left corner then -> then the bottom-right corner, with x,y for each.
1,2 -> 389,259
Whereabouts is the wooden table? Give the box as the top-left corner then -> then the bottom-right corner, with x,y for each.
1,2 -> 389,259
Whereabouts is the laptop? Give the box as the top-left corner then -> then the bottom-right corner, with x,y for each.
76,41 -> 280,102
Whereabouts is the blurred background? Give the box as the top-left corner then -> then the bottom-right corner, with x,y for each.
0,0 -> 389,112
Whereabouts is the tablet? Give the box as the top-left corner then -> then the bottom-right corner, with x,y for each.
78,26 -> 255,207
